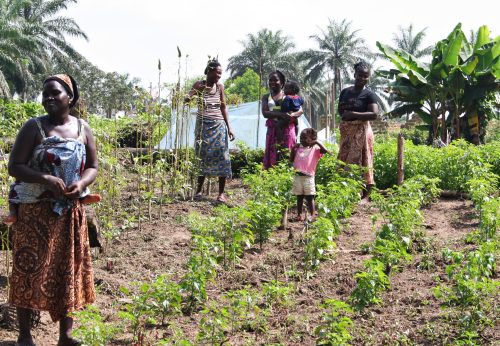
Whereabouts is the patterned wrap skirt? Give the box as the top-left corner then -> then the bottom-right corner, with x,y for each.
263,119 -> 297,170
9,201 -> 95,322
337,120 -> 375,185
195,118 -> 232,178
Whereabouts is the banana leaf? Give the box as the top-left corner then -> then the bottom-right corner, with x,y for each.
460,56 -> 478,75
415,110 -> 433,125
443,24 -> 464,66
388,103 -> 424,118
475,41 -> 499,73
408,70 -> 428,86
415,124 -> 432,131
474,25 -> 491,52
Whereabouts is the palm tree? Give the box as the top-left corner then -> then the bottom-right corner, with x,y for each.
0,0 -> 87,99
299,19 -> 373,102
292,61 -> 328,128
0,0 -> 38,97
227,29 -> 299,81
391,24 -> 433,59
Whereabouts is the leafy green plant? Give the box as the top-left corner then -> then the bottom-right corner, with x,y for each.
0,100 -> 43,138
119,283 -> 155,338
146,275 -> 182,325
196,302 -> 230,346
304,217 -> 339,271
181,234 -> 220,309
262,280 -> 294,308
314,299 -> 354,346
213,205 -> 253,268
435,242 -> 498,342
350,259 -> 390,310
230,141 -> 264,178
224,288 -> 267,333
372,233 -> 412,273
374,139 -> 498,191
242,162 -> 295,210
245,199 -> 281,249
378,24 -> 499,143
72,306 -> 120,346
316,178 -> 362,221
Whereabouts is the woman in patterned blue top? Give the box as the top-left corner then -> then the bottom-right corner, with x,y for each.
7,75 -> 98,346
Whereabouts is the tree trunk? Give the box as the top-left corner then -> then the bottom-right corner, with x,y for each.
441,111 -> 447,143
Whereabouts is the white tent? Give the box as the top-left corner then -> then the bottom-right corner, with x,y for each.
158,101 -> 311,150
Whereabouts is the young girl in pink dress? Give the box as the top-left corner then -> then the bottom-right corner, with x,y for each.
290,128 -> 329,222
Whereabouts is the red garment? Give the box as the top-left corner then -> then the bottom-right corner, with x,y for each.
337,120 -> 375,185
9,201 -> 95,321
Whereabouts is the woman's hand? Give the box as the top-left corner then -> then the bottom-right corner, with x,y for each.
280,113 -> 292,122
341,111 -> 354,121
228,127 -> 235,141
44,175 -> 66,197
64,180 -> 85,199
185,81 -> 204,103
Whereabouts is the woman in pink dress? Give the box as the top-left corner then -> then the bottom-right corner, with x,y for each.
261,70 -> 303,169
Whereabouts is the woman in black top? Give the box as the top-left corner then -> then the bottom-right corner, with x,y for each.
337,61 -> 379,202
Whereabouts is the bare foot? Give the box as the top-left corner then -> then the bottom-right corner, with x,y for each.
296,214 -> 305,222
3,215 -> 17,226
57,337 -> 81,346
359,197 -> 370,205
216,194 -> 227,203
17,336 -> 36,346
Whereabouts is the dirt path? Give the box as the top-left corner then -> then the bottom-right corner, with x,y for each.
1,187 -> 497,345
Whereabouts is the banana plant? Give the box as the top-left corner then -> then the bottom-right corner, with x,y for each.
377,23 -> 499,143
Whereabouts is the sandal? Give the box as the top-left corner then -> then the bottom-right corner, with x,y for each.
193,193 -> 203,200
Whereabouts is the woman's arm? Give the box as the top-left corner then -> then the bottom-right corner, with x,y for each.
261,94 -> 288,120
65,120 -> 98,198
8,119 -> 67,196
341,103 -> 378,121
184,80 -> 204,102
219,84 -> 235,141
289,108 -> 304,120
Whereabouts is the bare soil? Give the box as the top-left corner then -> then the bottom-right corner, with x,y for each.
0,180 -> 498,345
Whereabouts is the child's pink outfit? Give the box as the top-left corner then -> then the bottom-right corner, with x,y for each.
292,144 -> 323,196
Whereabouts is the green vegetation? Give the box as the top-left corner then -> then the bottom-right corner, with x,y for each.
378,24 -> 499,142
350,176 -> 441,310
433,166 -> 498,344
1,5 -> 498,343
225,68 -> 266,103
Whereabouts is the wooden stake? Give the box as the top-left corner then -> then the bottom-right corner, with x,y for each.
397,133 -> 404,185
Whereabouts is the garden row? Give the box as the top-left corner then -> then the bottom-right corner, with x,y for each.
69,157 -> 365,344
70,137 -> 499,344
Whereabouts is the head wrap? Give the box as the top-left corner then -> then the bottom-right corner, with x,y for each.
43,74 -> 79,108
